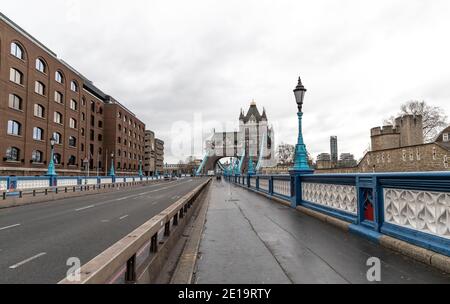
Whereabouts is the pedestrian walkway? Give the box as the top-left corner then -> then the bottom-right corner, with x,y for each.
194,180 -> 450,284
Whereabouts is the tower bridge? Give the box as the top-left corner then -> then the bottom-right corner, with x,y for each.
197,101 -> 276,175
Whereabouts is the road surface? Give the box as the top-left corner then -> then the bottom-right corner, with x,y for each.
0,178 -> 206,284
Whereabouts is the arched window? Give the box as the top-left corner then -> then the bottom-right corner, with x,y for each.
32,150 -> 43,163
69,118 -> 77,129
81,128 -> 85,136
68,155 -> 76,166
69,136 -> 77,147
6,147 -> 20,161
8,94 -> 22,110
36,58 -> 46,73
10,42 -> 24,59
35,81 -> 46,95
7,120 -> 21,136
53,132 -> 62,145
70,99 -> 78,111
54,153 -> 62,165
54,112 -> 63,124
34,104 -> 45,118
55,91 -> 63,104
33,127 -> 44,141
118,137 -> 122,144
10,68 -> 23,85
70,81 -> 78,92
117,149 -> 121,157
55,71 -> 64,84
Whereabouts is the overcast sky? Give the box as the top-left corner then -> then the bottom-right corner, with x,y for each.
3,1 -> 450,163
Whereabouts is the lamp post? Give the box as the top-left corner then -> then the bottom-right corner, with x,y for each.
47,136 -> 57,177
290,77 -> 313,174
139,159 -> 143,179
290,77 -> 314,208
47,136 -> 57,187
109,153 -> 115,177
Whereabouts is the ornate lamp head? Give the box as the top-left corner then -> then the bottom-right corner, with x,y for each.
293,77 -> 307,113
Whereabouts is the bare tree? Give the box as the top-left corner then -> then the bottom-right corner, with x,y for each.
384,101 -> 448,143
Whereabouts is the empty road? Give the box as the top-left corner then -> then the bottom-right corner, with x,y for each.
0,178 -> 207,284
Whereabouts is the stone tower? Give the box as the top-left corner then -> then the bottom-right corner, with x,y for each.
395,115 -> 424,147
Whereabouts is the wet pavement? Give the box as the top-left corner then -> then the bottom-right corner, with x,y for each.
195,180 -> 450,284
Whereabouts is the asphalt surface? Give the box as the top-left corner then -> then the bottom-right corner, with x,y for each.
0,178 -> 207,284
195,180 -> 450,284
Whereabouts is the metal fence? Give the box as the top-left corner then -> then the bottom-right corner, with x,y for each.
225,172 -> 450,257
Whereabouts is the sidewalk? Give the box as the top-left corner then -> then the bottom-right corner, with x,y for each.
194,180 -> 450,284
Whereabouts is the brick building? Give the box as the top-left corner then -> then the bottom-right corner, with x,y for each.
155,139 -> 165,173
0,13 -> 149,176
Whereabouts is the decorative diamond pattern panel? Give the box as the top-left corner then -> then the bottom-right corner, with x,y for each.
58,179 -> 79,187
273,179 -> 291,197
259,179 -> 269,191
384,188 -> 450,239
302,183 -> 357,214
0,181 -> 7,191
17,179 -> 50,190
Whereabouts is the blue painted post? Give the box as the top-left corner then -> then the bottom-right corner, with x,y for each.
289,77 -> 314,208
256,176 -> 260,191
139,160 -> 143,181
269,176 -> 274,196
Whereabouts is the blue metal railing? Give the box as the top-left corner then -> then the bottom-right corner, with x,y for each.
225,172 -> 450,257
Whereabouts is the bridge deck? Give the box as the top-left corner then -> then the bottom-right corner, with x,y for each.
195,180 -> 450,284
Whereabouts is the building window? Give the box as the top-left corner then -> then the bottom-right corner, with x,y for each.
81,128 -> 85,136
10,42 -> 24,59
6,147 -> 20,162
71,81 -> 78,92
98,107 -> 103,115
98,134 -> 103,141
7,120 -> 21,136
90,102 -> 95,112
444,155 -> 449,168
118,124 -> 122,131
36,58 -> 46,73
33,127 -> 44,141
55,71 -> 64,84
91,115 -> 95,127
81,144 -> 85,152
90,130 -> 95,141
416,149 -> 421,161
98,121 -> 103,128
32,150 -> 43,163
81,97 -> 86,106
55,91 -> 64,104
70,99 -> 78,111
118,112 -> 122,119
10,68 -> 23,85
54,153 -> 62,165
118,137 -> 122,144
53,132 -> 62,145
118,149 -> 121,157
432,147 -> 437,160
34,104 -> 45,118
69,118 -> 77,129
54,112 -> 63,124
402,150 -> 406,161
444,133 -> 449,142
69,136 -> 77,147
8,94 -> 22,110
68,155 -> 76,166
35,81 -> 46,95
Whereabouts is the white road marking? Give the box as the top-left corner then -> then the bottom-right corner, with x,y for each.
119,215 -> 129,220
101,220 -> 110,223
0,224 -> 21,231
9,252 -> 47,269
75,205 -> 95,212
152,201 -> 159,206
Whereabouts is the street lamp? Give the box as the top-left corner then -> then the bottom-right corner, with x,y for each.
109,153 -> 115,177
139,159 -> 143,178
290,77 -> 313,173
47,136 -> 57,177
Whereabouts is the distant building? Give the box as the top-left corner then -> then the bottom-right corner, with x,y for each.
316,114 -> 450,173
144,131 -> 156,176
155,139 -> 164,173
330,136 -> 338,165
338,153 -> 357,168
316,153 -> 332,169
